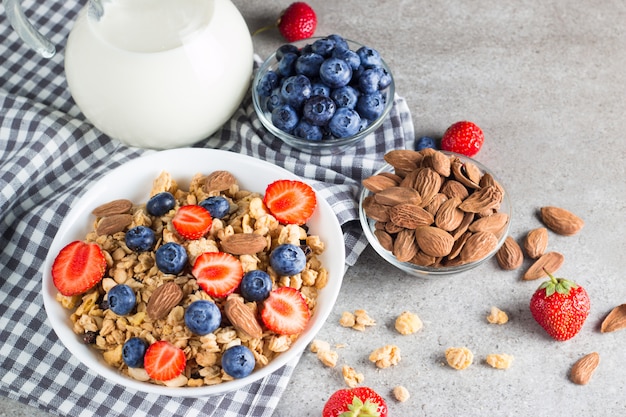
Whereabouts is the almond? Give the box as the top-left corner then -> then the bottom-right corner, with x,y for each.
458,185 -> 503,213
389,203 -> 434,229
384,149 -> 423,174
393,229 -> 418,262
434,197 -> 464,231
540,206 -> 584,236
424,193 -> 448,216
468,212 -> 509,234
414,226 -> 454,257
363,174 -> 399,192
522,251 -> 564,280
96,213 -> 133,236
224,295 -> 263,339
524,227 -> 549,259
374,186 -> 422,206
423,150 -> 451,177
496,236 -> 523,270
600,304 -> 626,333
374,229 -> 393,251
569,352 -> 600,385
451,159 -> 480,189
220,233 -> 268,255
146,281 -> 184,320
440,180 -> 469,200
362,196 -> 390,222
459,231 -> 498,263
92,199 -> 133,217
414,168 -> 443,207
203,170 -> 236,193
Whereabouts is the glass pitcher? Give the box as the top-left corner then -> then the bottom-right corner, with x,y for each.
4,0 -> 253,149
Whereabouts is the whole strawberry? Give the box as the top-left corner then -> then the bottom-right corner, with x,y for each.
322,387 -> 388,417
278,2 -> 317,42
440,120 -> 484,157
529,270 -> 590,341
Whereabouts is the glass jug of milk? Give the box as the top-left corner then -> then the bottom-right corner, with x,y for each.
4,0 -> 253,149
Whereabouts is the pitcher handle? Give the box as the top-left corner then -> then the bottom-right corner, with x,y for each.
3,0 -> 56,58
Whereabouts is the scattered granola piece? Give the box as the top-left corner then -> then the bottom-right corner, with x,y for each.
486,306 -> 509,324
393,385 -> 410,402
317,349 -> 339,368
310,339 -> 331,353
369,344 -> 401,368
339,311 -> 356,328
445,346 -> 473,370
395,311 -> 423,335
353,309 -> 376,331
486,353 -> 514,369
342,364 -> 364,388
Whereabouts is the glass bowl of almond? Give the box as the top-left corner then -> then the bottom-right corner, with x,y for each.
358,148 -> 511,277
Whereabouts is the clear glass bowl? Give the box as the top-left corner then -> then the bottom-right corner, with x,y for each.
252,37 -> 395,155
358,151 -> 512,277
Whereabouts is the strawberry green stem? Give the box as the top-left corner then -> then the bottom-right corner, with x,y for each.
338,397 -> 381,417
540,268 -> 577,297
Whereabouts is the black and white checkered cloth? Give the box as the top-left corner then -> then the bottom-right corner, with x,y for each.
0,2 -> 415,416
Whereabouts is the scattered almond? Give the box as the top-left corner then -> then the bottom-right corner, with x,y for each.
600,304 -> 626,333
540,206 -> 584,236
146,281 -> 184,320
569,352 -> 600,385
496,236 -> 523,270
524,227 -> 549,259
220,233 -> 268,255
522,251 -> 564,280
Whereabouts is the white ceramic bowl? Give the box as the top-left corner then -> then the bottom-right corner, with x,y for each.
42,148 -> 345,397
359,151 -> 511,277
252,37 -> 395,155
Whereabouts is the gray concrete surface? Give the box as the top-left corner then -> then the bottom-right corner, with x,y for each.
2,0 -> 626,416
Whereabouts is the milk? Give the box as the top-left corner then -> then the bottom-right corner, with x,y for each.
64,0 -> 253,149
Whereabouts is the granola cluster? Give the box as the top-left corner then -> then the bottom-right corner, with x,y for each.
56,170 -> 328,387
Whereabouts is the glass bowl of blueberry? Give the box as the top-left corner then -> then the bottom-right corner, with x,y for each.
252,34 -> 395,155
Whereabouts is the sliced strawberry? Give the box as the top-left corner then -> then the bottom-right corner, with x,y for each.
192,252 -> 243,298
261,286 -> 310,335
172,205 -> 212,240
263,179 -> 317,225
143,340 -> 186,381
52,241 -> 107,296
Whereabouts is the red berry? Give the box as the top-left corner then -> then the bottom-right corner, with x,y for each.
192,251 -> 243,298
441,120 -> 484,157
529,271 -> 590,341
143,340 -> 186,382
277,2 -> 317,42
322,386 -> 388,417
263,179 -> 317,225
52,241 -> 107,296
261,287 -> 310,335
172,205 -> 212,240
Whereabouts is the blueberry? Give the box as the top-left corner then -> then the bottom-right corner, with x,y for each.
271,104 -> 299,133
107,284 -> 136,316
221,345 -> 255,379
240,270 -> 273,302
319,57 -> 352,88
184,300 -> 221,335
311,37 -> 335,57
357,67 -> 381,94
295,53 -> 324,78
328,107 -> 361,138
327,34 -> 349,50
256,70 -> 279,97
198,196 -> 230,219
303,95 -> 336,126
416,136 -> 437,151
277,52 -> 298,77
122,337 -> 148,368
125,226 -> 156,252
376,67 -> 392,89
358,118 -> 370,132
356,46 -> 383,68
266,87 -> 283,112
331,47 -> 361,71
356,91 -> 386,121
155,242 -> 188,274
280,75 -> 312,109
276,44 -> 299,61
311,82 -> 331,97
146,192 -> 176,216
269,243 -> 307,276
293,119 -> 323,141
331,86 -> 360,109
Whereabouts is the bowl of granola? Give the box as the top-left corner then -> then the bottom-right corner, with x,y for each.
42,148 -> 345,396
358,148 -> 511,277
